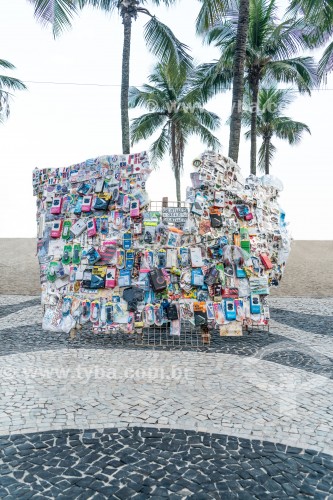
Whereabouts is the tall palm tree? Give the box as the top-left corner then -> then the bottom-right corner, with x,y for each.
242,87 -> 310,174
0,59 -> 26,124
196,0 -> 317,175
129,62 -> 221,203
27,0 -> 192,154
196,0 -> 250,165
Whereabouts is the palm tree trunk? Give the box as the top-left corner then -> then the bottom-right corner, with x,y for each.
250,81 -> 259,175
228,0 -> 250,163
175,172 -> 181,206
121,11 -> 132,155
265,138 -> 270,175
171,122 -> 181,205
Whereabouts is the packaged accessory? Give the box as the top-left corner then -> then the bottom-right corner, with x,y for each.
62,220 -> 72,240
222,288 -> 239,299
193,302 -> 207,326
123,232 -> 132,250
214,190 -> 224,207
94,178 -> 104,193
105,302 -> 114,325
250,294 -> 261,314
125,250 -> 135,270
210,208 -> 223,228
166,249 -> 178,268
51,196 -> 63,215
86,246 -> 101,265
260,253 -> 273,269
190,247 -> 203,268
51,220 -> 63,239
118,269 -> 131,287
82,195 -> 93,213
225,299 -> 237,321
191,269 -> 204,286
73,196 -> 83,215
179,247 -> 189,267
105,267 -> 117,288
62,245 -> 72,265
70,219 -> 87,238
91,266 -> 106,289
93,193 -> 111,211
166,303 -> 179,321
157,249 -> 167,268
130,200 -> 140,217
149,268 -> 167,292
90,300 -> 100,322
72,244 -> 82,265
191,193 -> 206,216
87,218 -> 97,238
116,249 -> 125,269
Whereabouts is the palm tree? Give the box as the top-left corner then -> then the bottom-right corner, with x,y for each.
0,59 -> 26,124
289,0 -> 333,81
196,0 -> 317,175
27,0 -> 192,154
196,0 -> 250,165
129,62 -> 221,203
242,87 -> 310,174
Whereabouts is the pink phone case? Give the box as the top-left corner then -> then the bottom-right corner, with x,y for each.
130,200 -> 140,217
50,196 -> 63,215
81,195 -> 92,213
105,267 -> 116,288
87,218 -> 97,237
51,220 -> 63,238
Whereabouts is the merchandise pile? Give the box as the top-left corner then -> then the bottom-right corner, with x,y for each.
33,150 -> 290,337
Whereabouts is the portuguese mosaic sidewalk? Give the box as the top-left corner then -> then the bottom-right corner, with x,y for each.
0,295 -> 333,498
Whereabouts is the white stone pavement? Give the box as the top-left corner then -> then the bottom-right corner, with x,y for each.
0,349 -> 333,455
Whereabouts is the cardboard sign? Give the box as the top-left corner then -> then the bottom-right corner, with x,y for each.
162,207 -> 188,225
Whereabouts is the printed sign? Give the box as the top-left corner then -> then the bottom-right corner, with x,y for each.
162,207 -> 189,225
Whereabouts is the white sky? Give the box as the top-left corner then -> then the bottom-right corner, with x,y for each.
0,0 -> 332,239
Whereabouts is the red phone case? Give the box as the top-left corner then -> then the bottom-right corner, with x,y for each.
260,254 -> 273,269
221,288 -> 239,299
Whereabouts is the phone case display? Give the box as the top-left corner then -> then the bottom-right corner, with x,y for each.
33,150 -> 290,336
184,151 -> 290,334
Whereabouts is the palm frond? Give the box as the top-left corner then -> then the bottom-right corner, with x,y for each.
149,123 -> 170,167
258,140 -> 276,172
149,0 -> 178,6
143,16 -> 193,71
288,0 -> 333,34
190,122 -> 221,149
274,117 -> 311,144
265,56 -> 317,93
248,0 -> 277,51
196,0 -> 228,34
265,18 -> 309,60
0,59 -> 16,70
191,108 -> 222,130
0,75 -> 27,91
27,0 -> 80,37
81,0 -> 116,8
128,85 -> 167,111
318,40 -> 333,81
130,112 -> 167,145
190,61 -> 233,103
179,111 -> 221,149
205,20 -> 236,46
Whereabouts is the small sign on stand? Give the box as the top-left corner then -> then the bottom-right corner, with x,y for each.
162,207 -> 189,227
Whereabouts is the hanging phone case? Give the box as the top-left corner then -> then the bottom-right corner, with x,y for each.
149,268 -> 167,292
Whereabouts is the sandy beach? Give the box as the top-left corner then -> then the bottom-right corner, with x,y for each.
0,239 -> 332,297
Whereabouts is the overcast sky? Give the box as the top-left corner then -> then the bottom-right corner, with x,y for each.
0,0 -> 332,239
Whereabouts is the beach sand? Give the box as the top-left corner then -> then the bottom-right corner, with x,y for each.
0,239 -> 332,297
